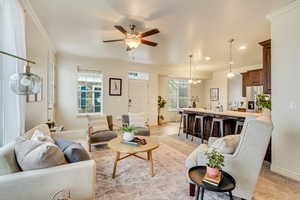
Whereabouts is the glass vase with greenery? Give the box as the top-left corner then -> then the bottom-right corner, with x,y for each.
158,96 -> 167,125
256,94 -> 271,110
205,149 -> 224,177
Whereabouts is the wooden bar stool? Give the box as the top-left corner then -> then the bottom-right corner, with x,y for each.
192,115 -> 205,143
210,117 -> 225,138
178,112 -> 189,136
234,120 -> 244,135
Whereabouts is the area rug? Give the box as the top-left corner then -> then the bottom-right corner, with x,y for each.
91,140 -> 235,200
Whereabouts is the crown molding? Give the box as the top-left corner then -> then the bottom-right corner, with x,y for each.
19,0 -> 56,53
267,0 -> 300,21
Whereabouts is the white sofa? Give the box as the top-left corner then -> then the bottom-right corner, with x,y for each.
185,116 -> 273,200
0,124 -> 96,200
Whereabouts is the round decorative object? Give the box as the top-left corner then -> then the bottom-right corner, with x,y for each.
123,132 -> 134,142
9,72 -> 41,95
51,189 -> 71,200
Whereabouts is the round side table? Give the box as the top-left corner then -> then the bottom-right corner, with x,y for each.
188,166 -> 236,200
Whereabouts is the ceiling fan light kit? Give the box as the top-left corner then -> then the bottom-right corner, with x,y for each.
103,24 -> 160,51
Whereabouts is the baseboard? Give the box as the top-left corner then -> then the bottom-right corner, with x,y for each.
271,164 -> 300,181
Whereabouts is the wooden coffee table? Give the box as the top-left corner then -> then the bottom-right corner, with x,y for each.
108,136 -> 160,179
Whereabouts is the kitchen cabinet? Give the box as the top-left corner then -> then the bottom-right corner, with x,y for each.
259,39 -> 271,94
241,69 -> 263,97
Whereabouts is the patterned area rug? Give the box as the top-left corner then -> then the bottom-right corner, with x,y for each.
91,139 -> 235,200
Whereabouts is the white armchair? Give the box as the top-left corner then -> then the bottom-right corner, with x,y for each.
0,124 -> 96,200
185,116 -> 273,200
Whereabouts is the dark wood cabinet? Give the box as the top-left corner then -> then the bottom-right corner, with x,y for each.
259,39 -> 271,94
241,69 -> 263,97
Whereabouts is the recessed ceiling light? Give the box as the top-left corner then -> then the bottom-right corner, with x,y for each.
239,45 -> 247,50
205,57 -> 211,61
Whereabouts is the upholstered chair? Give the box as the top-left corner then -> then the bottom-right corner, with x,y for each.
185,116 -> 273,200
122,114 -> 150,136
88,115 -> 118,152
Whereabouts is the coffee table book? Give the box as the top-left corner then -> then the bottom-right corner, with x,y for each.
203,172 -> 222,186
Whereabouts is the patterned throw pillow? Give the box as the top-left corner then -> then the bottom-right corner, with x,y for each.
88,116 -> 109,132
211,135 -> 241,154
14,137 -> 66,171
31,129 -> 54,143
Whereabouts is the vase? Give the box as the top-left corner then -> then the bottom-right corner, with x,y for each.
123,132 -> 134,142
206,167 -> 219,178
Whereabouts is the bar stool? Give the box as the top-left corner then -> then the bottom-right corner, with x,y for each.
192,115 -> 204,143
210,117 -> 225,138
178,112 -> 189,136
234,120 -> 244,135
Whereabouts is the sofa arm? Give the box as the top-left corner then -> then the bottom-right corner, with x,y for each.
0,160 -> 96,200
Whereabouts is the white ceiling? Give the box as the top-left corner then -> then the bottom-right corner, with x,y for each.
28,0 -> 275,71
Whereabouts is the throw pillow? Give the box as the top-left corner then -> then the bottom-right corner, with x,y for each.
128,113 -> 146,127
0,142 -> 21,175
88,116 -> 109,132
55,138 -> 90,163
15,137 -> 67,171
31,129 -> 54,143
211,135 -> 241,154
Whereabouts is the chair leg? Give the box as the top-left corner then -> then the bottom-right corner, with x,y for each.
89,143 -> 92,152
220,120 -> 224,137
200,118 -> 204,143
192,117 -> 197,141
178,114 -> 183,136
189,183 -> 196,196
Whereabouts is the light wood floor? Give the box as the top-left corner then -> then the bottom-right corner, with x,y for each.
151,122 -> 300,200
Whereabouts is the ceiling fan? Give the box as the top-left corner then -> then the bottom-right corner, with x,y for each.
103,24 -> 160,51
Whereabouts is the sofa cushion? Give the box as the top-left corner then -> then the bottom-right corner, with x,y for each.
90,130 -> 117,142
210,135 -> 241,154
128,113 -> 146,127
14,137 -> 67,171
0,142 -> 21,175
134,127 -> 150,136
88,116 -> 109,132
55,138 -> 90,163
31,129 -> 54,143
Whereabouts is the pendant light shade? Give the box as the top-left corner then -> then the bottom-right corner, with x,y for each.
9,71 -> 41,95
188,54 -> 201,84
1,50 -> 41,95
227,39 -> 235,78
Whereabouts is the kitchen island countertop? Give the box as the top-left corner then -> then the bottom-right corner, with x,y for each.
182,108 -> 262,118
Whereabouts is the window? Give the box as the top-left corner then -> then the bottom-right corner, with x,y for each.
168,79 -> 190,110
77,72 -> 103,114
128,71 -> 149,80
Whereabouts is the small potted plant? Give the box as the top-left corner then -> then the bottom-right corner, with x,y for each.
205,149 -> 224,178
256,94 -> 271,117
158,96 -> 167,125
122,126 -> 136,142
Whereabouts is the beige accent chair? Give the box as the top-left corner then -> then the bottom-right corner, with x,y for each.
0,124 -> 96,200
87,115 -> 118,152
185,116 -> 273,200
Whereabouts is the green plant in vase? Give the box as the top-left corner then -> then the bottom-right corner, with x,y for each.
205,149 -> 224,178
122,126 -> 136,142
157,96 -> 167,125
256,94 -> 271,117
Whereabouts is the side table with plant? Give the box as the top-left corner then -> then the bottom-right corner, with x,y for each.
205,149 -> 224,178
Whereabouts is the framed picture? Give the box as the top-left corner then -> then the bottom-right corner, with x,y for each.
109,78 -> 122,96
210,88 -> 219,101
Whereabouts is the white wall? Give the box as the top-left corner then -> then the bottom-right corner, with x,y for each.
228,74 -> 243,107
203,65 -> 262,110
24,9 -> 56,130
270,0 -> 300,181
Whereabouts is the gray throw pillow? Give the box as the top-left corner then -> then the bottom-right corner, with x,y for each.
14,137 -> 67,171
55,138 -> 90,163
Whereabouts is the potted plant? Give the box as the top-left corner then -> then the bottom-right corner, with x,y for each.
158,96 -> 167,125
122,126 -> 136,142
256,94 -> 271,117
205,149 -> 224,178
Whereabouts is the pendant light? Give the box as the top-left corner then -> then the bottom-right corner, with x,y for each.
227,39 -> 235,78
0,50 -> 42,95
188,54 -> 201,84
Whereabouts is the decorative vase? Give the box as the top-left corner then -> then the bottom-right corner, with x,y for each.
123,132 -> 134,142
262,108 -> 271,118
206,167 -> 219,178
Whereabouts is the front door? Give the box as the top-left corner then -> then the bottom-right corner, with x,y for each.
128,79 -> 149,115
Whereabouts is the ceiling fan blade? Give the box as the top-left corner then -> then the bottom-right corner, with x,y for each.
103,39 -> 124,43
140,28 -> 160,38
141,39 -> 158,47
114,25 -> 127,35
